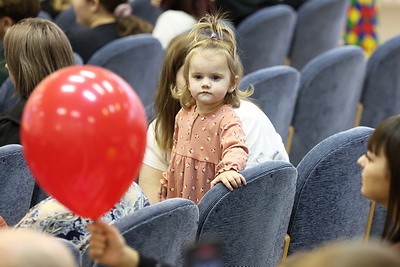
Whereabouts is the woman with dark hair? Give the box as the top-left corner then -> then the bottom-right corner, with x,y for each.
357,115 -> 400,247
68,0 -> 153,62
151,0 -> 215,48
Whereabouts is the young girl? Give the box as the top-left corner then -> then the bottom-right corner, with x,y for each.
159,14 -> 253,204
140,32 -> 288,205
357,115 -> 400,247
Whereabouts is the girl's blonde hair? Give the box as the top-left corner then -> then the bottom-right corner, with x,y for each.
172,13 -> 253,110
4,18 -> 74,98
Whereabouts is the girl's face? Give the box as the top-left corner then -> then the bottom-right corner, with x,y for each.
357,150 -> 391,207
187,49 -> 237,114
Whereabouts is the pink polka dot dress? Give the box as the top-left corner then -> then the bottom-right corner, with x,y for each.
162,104 -> 248,203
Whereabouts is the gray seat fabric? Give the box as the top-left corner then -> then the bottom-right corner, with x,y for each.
289,0 -> 349,70
73,52 -> 84,65
57,238 -> 82,267
131,0 -> 163,26
197,161 -> 297,267
37,10 -> 53,21
360,34 -> 400,128
0,78 -> 18,114
290,45 -> 366,165
0,144 -> 35,226
81,198 -> 199,267
288,126 -> 374,254
87,34 -> 164,110
237,5 -> 296,74
239,65 -> 300,143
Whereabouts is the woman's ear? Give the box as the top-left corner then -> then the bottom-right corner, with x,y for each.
229,75 -> 239,92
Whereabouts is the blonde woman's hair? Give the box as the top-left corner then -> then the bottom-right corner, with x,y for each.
172,13 -> 253,110
3,18 -> 74,98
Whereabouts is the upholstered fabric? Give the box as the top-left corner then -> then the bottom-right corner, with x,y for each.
87,34 -> 164,109
360,34 -> 400,128
73,52 -> 84,65
239,65 -> 300,142
81,198 -> 199,267
0,78 -> 18,114
290,45 -> 366,165
289,0 -> 349,70
288,126 -> 374,254
57,238 -> 82,267
237,5 -> 296,74
197,161 -> 297,266
54,7 -> 88,32
0,144 -> 35,226
131,0 -> 163,26
37,10 -> 53,21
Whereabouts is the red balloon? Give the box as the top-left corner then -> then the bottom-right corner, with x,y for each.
21,66 -> 147,219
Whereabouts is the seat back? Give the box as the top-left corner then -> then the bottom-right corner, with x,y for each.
290,45 -> 366,165
82,198 -> 199,267
0,78 -> 18,114
237,5 -> 296,74
360,34 -> 400,128
288,126 -> 373,254
87,34 -> 164,109
239,65 -> 300,142
289,0 -> 349,70
197,161 -> 297,267
37,10 -> 53,21
73,52 -> 84,65
131,0 -> 163,26
0,144 -> 35,226
57,238 -> 82,267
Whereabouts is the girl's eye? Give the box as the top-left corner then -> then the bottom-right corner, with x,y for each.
193,75 -> 202,80
211,76 -> 221,81
365,153 -> 371,162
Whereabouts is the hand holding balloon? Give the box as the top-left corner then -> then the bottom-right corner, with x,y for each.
21,66 -> 147,219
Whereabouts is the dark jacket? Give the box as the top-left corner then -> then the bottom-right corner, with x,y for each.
0,98 -> 26,146
216,0 -> 308,25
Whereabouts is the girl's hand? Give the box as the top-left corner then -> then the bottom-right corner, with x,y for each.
88,220 -> 140,267
88,220 -> 125,266
210,170 -> 247,191
158,184 -> 167,202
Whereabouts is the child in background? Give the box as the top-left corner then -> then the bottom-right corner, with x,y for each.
160,14 -> 253,203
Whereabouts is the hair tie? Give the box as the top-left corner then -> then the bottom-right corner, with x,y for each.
210,33 -> 218,39
114,3 -> 132,18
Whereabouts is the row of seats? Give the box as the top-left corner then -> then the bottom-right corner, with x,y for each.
0,126 -> 386,266
237,0 -> 349,74
49,0 -> 349,75
240,32 -> 400,165
2,32 -> 398,168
